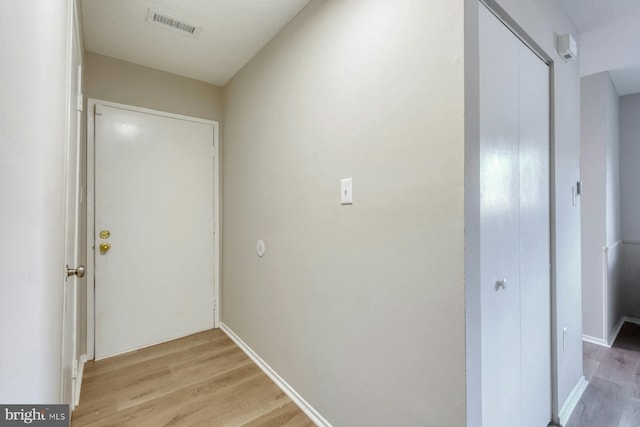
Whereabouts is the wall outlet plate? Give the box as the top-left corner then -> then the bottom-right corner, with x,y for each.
256,240 -> 265,257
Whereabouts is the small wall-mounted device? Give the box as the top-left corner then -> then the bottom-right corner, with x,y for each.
256,240 -> 265,257
557,34 -> 577,62
340,178 -> 353,205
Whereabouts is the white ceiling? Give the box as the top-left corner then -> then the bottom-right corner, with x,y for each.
559,0 -> 640,33
559,0 -> 640,95
81,0 -> 311,87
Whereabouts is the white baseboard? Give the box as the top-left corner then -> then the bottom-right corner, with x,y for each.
74,354 -> 87,409
582,316 -> 638,348
558,376 -> 588,426
607,318 -> 626,347
582,334 -> 609,348
220,323 -> 331,427
622,316 -> 640,326
590,317 -> 640,348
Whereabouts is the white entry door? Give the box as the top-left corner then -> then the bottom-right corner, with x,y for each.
479,4 -> 551,427
94,103 -> 216,360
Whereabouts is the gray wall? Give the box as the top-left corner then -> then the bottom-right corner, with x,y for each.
620,93 -> 640,319
606,79 -> 621,247
580,72 -> 622,342
85,52 -> 224,121
465,0 -> 583,422
580,73 -> 608,339
605,75 -> 622,338
222,1 -> 466,425
620,93 -> 640,242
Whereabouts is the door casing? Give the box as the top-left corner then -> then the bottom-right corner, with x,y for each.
61,0 -> 83,410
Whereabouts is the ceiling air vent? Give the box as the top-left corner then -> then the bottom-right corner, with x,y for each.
146,9 -> 201,37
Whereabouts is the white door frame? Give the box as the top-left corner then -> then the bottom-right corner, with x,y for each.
85,99 -> 221,360
61,0 -> 83,409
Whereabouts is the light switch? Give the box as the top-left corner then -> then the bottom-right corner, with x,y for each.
341,178 -> 353,205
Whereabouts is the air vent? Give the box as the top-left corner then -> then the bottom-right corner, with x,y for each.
146,9 -> 201,37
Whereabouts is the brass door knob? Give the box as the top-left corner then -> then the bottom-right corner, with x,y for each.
99,242 -> 111,252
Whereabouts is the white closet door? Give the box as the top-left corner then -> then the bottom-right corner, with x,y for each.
518,41 -> 551,427
479,4 -> 551,427
479,5 -> 521,427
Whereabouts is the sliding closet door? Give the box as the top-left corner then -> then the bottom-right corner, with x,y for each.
479,4 -> 551,427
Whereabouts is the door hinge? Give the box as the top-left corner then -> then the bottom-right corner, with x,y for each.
95,104 -> 103,116
76,93 -> 83,112
72,359 -> 78,379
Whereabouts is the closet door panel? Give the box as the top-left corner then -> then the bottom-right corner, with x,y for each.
479,5 -> 521,427
518,42 -> 551,427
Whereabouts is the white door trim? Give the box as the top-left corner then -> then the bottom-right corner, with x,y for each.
61,0 -> 84,408
86,99 -> 221,360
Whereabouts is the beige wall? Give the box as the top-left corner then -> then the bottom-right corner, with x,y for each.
222,1 -> 465,425
84,52 -> 223,121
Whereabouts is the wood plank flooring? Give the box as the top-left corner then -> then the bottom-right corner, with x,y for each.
566,322 -> 640,427
72,329 -> 314,427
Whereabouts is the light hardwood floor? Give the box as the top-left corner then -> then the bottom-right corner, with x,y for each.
72,329 -> 314,427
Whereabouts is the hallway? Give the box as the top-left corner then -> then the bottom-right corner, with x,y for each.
567,323 -> 640,426
71,329 -> 313,426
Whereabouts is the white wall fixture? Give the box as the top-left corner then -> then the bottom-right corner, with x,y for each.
256,240 -> 266,257
340,178 -> 353,205
146,9 -> 202,38
557,33 -> 577,62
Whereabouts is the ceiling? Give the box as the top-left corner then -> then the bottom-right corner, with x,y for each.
559,0 -> 640,33
81,0 -> 311,87
81,0 -> 640,95
559,0 -> 640,95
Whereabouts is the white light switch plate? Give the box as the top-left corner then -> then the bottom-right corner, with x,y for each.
341,178 -> 353,205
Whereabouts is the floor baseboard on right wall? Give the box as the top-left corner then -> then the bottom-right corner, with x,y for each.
608,317 -> 640,347
220,323 -> 332,427
558,376 -> 589,426
582,317 -> 640,348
